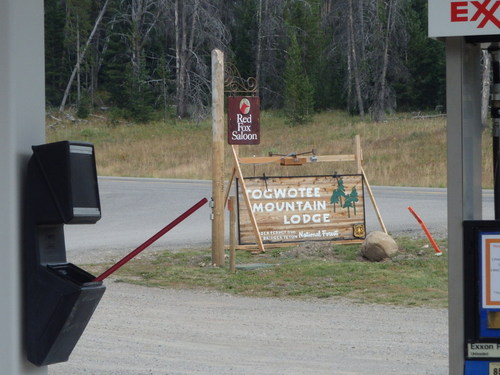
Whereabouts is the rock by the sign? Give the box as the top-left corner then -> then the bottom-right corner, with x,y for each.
361,231 -> 398,262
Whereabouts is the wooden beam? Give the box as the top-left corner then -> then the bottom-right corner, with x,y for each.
234,240 -> 364,251
231,135 -> 388,249
239,156 -> 281,164
314,155 -> 356,163
238,154 -> 357,164
231,145 -> 266,253
224,166 -> 236,209
280,157 -> 307,166
229,196 -> 236,273
361,166 -> 388,234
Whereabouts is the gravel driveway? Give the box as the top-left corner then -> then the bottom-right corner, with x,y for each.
49,281 -> 448,375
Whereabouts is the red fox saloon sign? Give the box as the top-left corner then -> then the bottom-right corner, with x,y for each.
429,0 -> 500,37
228,96 -> 260,145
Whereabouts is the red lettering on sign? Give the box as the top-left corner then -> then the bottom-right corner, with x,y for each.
450,0 -> 500,28
451,1 -> 469,21
471,0 -> 500,28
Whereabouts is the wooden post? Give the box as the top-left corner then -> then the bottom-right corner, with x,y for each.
211,49 -> 225,266
355,134 -> 362,173
229,196 -> 236,273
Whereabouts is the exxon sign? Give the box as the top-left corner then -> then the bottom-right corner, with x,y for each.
429,0 -> 500,37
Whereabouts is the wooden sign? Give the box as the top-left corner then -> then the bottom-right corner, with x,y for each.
227,96 -> 260,144
237,175 -> 366,245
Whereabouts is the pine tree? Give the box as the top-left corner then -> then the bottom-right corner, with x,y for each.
394,0 -> 445,111
284,31 -> 314,125
284,0 -> 327,110
230,0 -> 258,80
45,0 -> 67,106
42,0 -> 446,119
98,1 -> 156,122
100,27 -> 130,108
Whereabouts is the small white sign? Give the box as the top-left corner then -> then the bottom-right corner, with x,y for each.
481,234 -> 500,308
490,362 -> 500,375
429,0 -> 500,37
468,343 -> 500,358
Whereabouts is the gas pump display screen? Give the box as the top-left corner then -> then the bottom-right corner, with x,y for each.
479,232 -> 500,338
69,144 -> 100,218
481,234 -> 500,310
463,221 -> 500,362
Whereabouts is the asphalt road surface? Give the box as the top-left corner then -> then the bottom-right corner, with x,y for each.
65,178 -> 213,264
53,177 -> 491,375
65,177 -> 494,264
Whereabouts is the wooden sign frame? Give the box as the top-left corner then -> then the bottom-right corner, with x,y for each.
224,135 -> 387,252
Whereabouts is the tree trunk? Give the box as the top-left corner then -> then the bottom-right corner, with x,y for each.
77,16 -> 81,104
358,0 -> 365,61
255,0 -> 264,96
373,0 -> 394,122
346,20 -> 353,111
59,0 -> 110,112
348,0 -> 364,117
482,50 -> 492,129
175,0 -> 188,118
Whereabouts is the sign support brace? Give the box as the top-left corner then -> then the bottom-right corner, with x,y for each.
224,135 -> 387,251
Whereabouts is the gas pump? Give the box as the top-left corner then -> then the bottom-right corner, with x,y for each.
464,221 -> 500,373
461,44 -> 500,375
428,2 -> 500,374
22,140 -> 207,366
491,46 -> 500,217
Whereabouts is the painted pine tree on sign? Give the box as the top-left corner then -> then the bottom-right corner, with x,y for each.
330,178 -> 346,212
343,186 -> 359,218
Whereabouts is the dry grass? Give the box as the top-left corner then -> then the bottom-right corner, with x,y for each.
46,110 -> 494,188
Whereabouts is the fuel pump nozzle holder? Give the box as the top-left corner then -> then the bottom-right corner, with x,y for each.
24,141 -> 105,366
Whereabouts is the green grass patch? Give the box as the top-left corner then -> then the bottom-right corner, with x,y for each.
86,237 -> 448,308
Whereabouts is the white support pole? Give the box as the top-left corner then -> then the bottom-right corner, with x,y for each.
0,0 -> 47,373
446,37 -> 483,375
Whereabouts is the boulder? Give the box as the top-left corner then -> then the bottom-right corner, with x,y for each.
361,231 -> 398,261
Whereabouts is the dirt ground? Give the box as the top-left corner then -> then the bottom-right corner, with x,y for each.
49,281 -> 447,375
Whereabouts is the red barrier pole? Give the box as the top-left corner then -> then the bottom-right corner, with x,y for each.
407,206 -> 443,256
94,197 -> 208,282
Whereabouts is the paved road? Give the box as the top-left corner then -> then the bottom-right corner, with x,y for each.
366,185 -> 494,237
65,177 -> 494,264
65,178 -> 213,263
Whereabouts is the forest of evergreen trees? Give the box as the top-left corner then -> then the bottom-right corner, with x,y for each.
44,0 -> 445,123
